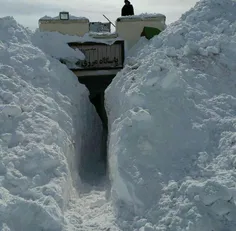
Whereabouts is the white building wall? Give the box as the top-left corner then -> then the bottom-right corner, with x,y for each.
116,15 -> 166,50
39,20 -> 89,37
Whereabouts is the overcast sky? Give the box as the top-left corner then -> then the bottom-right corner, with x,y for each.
1,0 -> 198,30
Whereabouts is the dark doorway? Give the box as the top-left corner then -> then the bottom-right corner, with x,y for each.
77,75 -> 115,184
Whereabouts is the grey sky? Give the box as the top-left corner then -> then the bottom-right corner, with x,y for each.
1,0 -> 199,30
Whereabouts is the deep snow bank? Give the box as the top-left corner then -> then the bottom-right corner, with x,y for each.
0,17 -> 102,230
106,0 -> 236,230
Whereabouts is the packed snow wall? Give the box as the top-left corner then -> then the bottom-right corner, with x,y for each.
0,17 -> 103,230
33,21 -> 108,183
106,0 -> 236,230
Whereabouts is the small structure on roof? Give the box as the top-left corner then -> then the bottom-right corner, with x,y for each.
89,22 -> 111,33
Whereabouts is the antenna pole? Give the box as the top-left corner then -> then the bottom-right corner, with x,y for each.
103,14 -> 116,28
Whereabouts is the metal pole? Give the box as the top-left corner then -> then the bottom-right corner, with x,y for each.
103,14 -> 116,28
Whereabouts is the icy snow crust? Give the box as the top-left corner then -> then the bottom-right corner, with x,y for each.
0,16 -> 105,230
106,0 -> 236,230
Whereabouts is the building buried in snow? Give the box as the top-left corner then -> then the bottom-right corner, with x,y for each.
38,11 -> 166,133
38,12 -> 167,78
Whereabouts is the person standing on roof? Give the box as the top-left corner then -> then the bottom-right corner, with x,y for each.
121,0 -> 134,16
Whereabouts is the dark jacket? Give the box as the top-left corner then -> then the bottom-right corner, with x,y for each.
121,3 -> 134,16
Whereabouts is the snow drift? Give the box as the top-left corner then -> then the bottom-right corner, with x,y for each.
0,16 -> 103,231
106,0 -> 236,230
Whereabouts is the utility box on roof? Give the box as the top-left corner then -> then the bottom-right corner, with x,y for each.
116,14 -> 166,50
89,22 -> 111,32
39,13 -> 89,36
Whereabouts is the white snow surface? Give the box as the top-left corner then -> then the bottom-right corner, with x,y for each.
0,16 -> 117,231
106,0 -> 236,230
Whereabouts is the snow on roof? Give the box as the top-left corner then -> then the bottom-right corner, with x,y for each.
117,13 -> 166,22
88,31 -> 118,39
106,0 -> 236,230
39,14 -> 89,22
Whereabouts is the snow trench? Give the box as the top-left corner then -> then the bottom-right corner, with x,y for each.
77,75 -> 113,185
